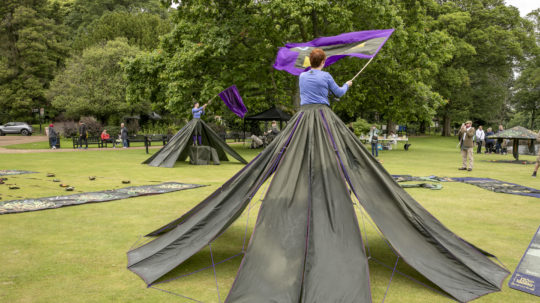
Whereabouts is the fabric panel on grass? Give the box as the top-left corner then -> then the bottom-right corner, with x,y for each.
451,177 -> 540,199
0,182 -> 204,214
0,170 -> 37,176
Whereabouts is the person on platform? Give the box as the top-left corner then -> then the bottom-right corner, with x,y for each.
192,102 -> 207,145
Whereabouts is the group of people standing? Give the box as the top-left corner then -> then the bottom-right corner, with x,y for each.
459,122 -> 540,177
473,124 -> 507,155
459,122 -> 507,171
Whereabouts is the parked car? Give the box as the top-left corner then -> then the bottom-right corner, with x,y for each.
0,122 -> 33,136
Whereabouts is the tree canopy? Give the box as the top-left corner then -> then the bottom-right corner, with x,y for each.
1,0 -> 537,132
48,38 -> 147,123
0,0 -> 69,120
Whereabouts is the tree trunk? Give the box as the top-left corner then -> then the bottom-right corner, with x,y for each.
531,107 -> 536,130
419,121 -> 427,134
386,119 -> 396,135
442,114 -> 451,136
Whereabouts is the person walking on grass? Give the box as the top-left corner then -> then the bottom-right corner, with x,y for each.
48,124 -> 58,149
475,125 -> 485,154
533,130 -> 540,177
368,125 -> 379,157
458,120 -> 475,171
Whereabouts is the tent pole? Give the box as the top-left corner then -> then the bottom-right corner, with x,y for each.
243,118 -> 246,146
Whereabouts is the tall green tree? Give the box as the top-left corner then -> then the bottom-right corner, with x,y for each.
126,0 -> 453,129
431,0 -> 530,135
48,38 -> 147,123
511,9 -> 540,130
0,0 -> 69,121
72,11 -> 171,51
64,0 -> 166,33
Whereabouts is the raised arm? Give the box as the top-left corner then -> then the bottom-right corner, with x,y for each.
326,73 -> 351,98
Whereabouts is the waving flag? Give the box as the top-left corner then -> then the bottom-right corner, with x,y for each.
274,29 -> 394,76
219,85 -> 247,118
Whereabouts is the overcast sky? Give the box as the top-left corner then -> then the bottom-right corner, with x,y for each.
505,0 -> 539,16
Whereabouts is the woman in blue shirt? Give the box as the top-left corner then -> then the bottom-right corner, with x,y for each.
299,48 -> 352,106
192,102 -> 206,145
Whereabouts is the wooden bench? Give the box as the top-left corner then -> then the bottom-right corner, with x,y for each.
145,134 -> 171,146
126,135 -> 147,147
72,136 -> 103,148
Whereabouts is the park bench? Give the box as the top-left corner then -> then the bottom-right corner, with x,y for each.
49,135 -> 61,149
126,135 -> 147,147
72,136 -> 103,148
145,134 -> 171,146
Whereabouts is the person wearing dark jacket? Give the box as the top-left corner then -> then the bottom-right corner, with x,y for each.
120,123 -> 128,148
78,121 -> 87,149
48,124 -> 58,149
484,127 -> 495,153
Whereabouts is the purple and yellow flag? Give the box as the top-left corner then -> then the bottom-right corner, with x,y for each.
219,85 -> 247,118
273,29 -> 394,76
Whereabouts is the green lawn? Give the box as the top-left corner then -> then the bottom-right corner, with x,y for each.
0,137 -> 538,303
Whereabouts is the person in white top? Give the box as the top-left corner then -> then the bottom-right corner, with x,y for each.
475,125 -> 485,154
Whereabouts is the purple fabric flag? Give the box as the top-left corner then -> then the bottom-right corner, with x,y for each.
219,85 -> 248,118
274,29 -> 394,76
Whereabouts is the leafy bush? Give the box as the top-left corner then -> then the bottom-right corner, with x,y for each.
351,117 -> 371,136
60,121 -> 78,138
126,119 -> 139,135
80,116 -> 103,136
207,122 -> 226,136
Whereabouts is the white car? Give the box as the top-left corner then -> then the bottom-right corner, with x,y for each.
0,122 -> 33,136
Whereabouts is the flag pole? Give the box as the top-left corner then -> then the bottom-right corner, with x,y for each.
205,94 -> 219,106
350,57 -> 375,82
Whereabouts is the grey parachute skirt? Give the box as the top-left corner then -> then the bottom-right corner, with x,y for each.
128,104 -> 508,302
143,118 -> 247,167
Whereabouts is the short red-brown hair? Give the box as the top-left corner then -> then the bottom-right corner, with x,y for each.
309,48 -> 326,68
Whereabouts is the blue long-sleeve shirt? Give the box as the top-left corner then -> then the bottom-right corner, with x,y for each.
299,69 -> 349,106
192,107 -> 204,119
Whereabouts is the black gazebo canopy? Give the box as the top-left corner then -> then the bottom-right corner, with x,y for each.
243,106 -> 292,138
244,106 -> 292,122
